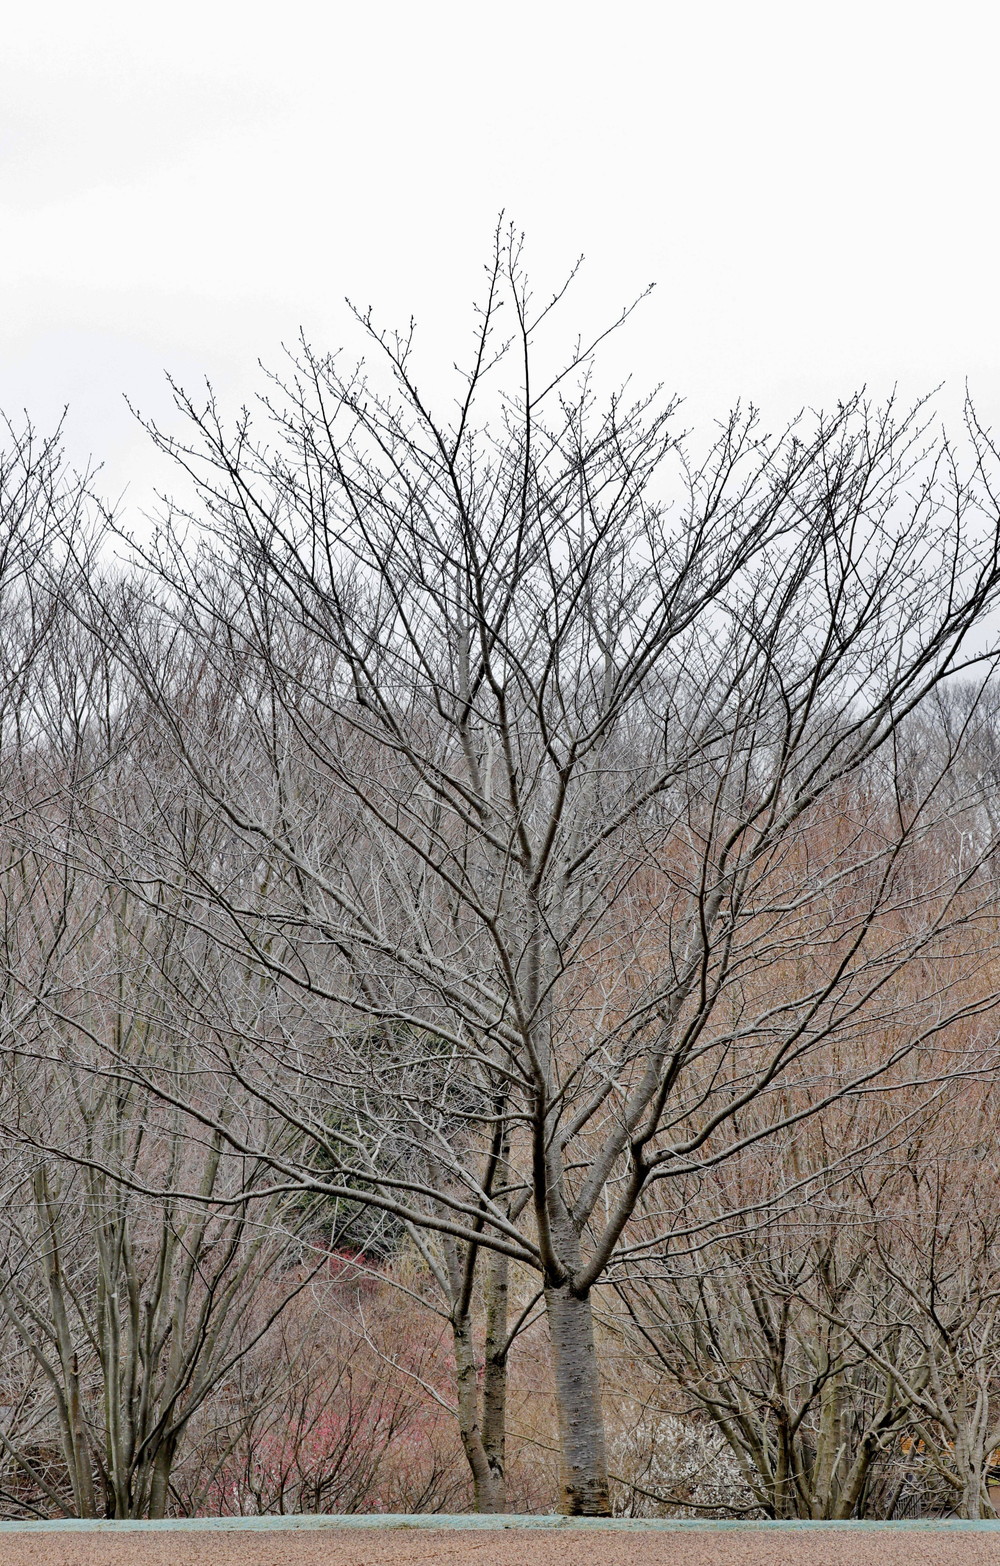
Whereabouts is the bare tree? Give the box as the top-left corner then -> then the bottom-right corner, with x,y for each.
610,1112 -> 922,1520
0,556 -> 320,1521
614,1062 -> 1000,1522
387,1209 -> 542,1512
39,232 -> 1000,1513
832,1097 -> 1000,1519
0,923 -> 315,1523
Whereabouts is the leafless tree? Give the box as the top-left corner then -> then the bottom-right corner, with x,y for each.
614,1067 -> 1000,1521
30,232 -> 1000,1514
0,873 -> 317,1522
0,533 -> 323,1521
0,1110 -> 306,1518
832,1097 -> 1000,1519
610,1112 -> 922,1520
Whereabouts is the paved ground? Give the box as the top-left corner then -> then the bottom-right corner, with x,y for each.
3,1528 -> 1000,1566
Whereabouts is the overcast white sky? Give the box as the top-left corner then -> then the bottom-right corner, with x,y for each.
2,0 -> 998,519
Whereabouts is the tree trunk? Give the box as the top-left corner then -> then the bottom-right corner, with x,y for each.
480,1247 -> 508,1511
453,1309 -> 506,1513
545,1281 -> 610,1516
147,1435 -> 178,1520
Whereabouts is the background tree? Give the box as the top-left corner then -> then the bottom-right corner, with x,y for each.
836,1096 -> 1000,1520
0,861 -> 316,1521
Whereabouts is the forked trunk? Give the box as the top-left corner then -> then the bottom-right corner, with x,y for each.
545,1281 -> 610,1516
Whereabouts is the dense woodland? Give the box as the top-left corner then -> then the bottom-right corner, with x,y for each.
6,239 -> 1000,1520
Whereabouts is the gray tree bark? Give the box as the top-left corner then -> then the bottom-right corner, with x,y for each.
545,1282 -> 609,1516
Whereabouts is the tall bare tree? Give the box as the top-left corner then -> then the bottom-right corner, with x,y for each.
40,233 -> 1000,1513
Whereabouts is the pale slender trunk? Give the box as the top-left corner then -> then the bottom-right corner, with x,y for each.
811,1343 -> 842,1517
545,1282 -> 610,1516
453,1312 -> 506,1512
35,1172 -> 99,1518
444,1227 -> 507,1509
450,1246 -> 509,1512
64,1351 -> 99,1518
480,1247 -> 508,1510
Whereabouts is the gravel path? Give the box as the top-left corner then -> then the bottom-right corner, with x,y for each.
3,1527 -> 1000,1566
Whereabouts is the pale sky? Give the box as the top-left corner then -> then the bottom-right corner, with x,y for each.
3,0 -> 998,519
